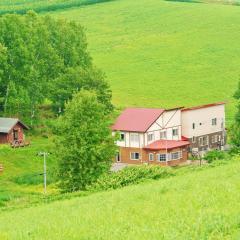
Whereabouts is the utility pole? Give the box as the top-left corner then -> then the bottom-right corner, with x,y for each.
38,152 -> 49,194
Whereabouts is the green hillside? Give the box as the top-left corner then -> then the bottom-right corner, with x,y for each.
0,160 -> 240,239
52,0 -> 240,122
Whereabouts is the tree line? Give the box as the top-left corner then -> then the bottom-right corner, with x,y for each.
0,12 -> 117,191
0,11 -> 112,124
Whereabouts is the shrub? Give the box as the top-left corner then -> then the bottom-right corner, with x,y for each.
90,165 -> 174,191
204,150 -> 226,163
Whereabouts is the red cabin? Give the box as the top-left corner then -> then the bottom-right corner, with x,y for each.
0,118 -> 29,145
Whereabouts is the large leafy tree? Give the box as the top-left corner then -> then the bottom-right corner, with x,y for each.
230,81 -> 240,147
0,12 -> 112,123
55,90 -> 116,192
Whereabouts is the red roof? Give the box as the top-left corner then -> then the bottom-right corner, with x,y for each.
144,140 -> 190,150
112,108 -> 164,132
181,136 -> 189,141
182,102 -> 225,112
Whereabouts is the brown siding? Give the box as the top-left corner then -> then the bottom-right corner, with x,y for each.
0,123 -> 25,144
188,131 -> 226,152
0,133 -> 8,144
118,146 -> 188,166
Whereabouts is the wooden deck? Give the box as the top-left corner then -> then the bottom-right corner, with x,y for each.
10,140 -> 30,148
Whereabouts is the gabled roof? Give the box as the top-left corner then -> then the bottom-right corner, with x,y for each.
0,117 -> 29,133
144,140 -> 190,150
112,108 -> 165,132
182,102 -> 225,112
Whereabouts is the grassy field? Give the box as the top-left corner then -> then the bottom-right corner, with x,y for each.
0,0 -> 114,15
50,0 -> 240,123
0,160 -> 239,239
0,137 -> 58,209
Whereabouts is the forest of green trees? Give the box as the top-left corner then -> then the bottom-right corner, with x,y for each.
0,11 -> 112,125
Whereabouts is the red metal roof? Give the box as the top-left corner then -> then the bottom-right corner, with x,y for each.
182,102 -> 225,112
111,108 -> 164,132
144,140 -> 190,150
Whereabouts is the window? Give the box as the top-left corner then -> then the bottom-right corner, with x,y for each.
172,128 -> 178,137
218,135 -> 221,142
212,118 -> 217,126
147,133 -> 154,142
130,133 -> 139,143
199,136 -> 208,146
120,133 -> 125,141
156,153 -> 166,162
192,123 -> 195,129
192,136 -> 196,143
171,151 -> 182,160
212,135 -> 218,143
160,131 -> 167,139
149,153 -> 154,161
130,152 -> 140,160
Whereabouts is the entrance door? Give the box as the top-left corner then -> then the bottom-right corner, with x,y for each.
13,130 -> 18,141
115,152 -> 121,162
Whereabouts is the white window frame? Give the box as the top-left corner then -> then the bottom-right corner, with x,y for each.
160,131 -> 167,139
149,153 -> 154,161
199,137 -> 204,146
147,133 -> 154,142
171,151 -> 182,160
130,133 -> 139,143
156,153 -> 166,162
192,136 -> 196,143
130,152 -> 140,160
212,135 -> 218,143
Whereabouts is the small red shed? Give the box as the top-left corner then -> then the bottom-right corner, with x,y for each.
0,118 -> 29,144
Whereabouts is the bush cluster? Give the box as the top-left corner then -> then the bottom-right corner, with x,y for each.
204,150 -> 227,163
90,165 -> 174,191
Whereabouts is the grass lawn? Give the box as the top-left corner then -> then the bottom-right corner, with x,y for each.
0,137 -> 58,209
0,160 -> 240,239
51,0 -> 240,123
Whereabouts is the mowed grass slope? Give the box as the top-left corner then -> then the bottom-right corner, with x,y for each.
0,160 -> 240,239
53,0 -> 240,122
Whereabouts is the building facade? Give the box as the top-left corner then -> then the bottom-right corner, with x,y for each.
0,118 -> 29,144
112,102 -> 226,166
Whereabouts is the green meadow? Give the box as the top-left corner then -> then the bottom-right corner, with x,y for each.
52,0 -> 240,123
0,1 -> 240,239
0,160 -> 240,239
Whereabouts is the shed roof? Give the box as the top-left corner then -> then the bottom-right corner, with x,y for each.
0,118 -> 29,133
144,140 -> 190,150
111,108 -> 165,132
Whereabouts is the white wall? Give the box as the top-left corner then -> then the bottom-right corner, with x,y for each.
181,105 -> 225,138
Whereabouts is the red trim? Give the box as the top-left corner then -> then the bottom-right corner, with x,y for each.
182,102 -> 225,112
